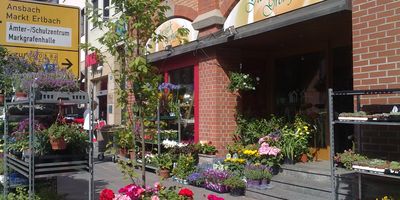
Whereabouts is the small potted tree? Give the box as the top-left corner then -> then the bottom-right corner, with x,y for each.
224,176 -> 246,196
155,153 -> 173,179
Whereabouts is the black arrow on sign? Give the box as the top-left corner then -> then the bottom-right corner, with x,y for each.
62,58 -> 73,69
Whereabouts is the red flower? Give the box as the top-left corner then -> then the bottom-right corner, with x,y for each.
178,188 -> 194,197
207,194 -> 224,200
99,189 -> 115,200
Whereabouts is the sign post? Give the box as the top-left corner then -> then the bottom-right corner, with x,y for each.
0,0 -> 80,77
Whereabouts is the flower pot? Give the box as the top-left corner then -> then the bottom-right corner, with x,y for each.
301,153 -> 308,163
246,179 -> 261,188
269,165 -> 280,175
50,137 -> 67,150
159,169 -> 170,179
284,157 -> 295,165
119,148 -> 127,158
0,94 -> 4,105
15,92 -> 27,100
129,150 -> 136,160
230,187 -> 245,196
198,154 -> 216,165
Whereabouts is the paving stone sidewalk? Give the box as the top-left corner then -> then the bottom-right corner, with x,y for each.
58,160 -> 256,200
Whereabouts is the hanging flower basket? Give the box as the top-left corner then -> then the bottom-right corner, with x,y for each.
50,137 -> 67,150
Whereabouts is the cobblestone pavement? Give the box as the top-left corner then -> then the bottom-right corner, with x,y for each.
58,160 -> 256,200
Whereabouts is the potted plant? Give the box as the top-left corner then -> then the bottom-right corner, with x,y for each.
155,153 -> 173,179
197,141 -> 218,165
244,168 -> 263,188
115,128 -> 133,158
46,123 -> 69,150
227,72 -> 257,92
202,168 -> 230,193
187,172 -> 205,187
223,176 -> 246,196
172,154 -> 196,184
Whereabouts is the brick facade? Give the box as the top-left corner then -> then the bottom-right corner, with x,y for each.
352,0 -> 400,159
166,0 -> 238,155
198,53 -> 237,156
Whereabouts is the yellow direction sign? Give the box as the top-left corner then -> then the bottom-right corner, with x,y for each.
0,0 -> 80,77
5,46 -> 79,76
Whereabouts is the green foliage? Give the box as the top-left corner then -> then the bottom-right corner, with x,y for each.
154,153 -> 173,170
234,115 -> 284,145
244,169 -> 264,180
5,187 -> 41,200
117,159 -> 137,182
172,154 -> 196,179
115,127 -> 134,149
334,149 -> 367,170
195,142 -> 217,155
227,72 -> 256,92
223,176 -> 246,189
279,116 -> 313,161
390,161 -> 400,170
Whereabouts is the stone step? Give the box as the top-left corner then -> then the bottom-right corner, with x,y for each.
246,186 -> 327,200
271,173 -> 354,199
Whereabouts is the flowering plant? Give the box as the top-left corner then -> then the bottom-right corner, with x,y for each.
187,172 -> 205,187
158,83 -> 181,116
20,70 -> 79,92
99,182 -> 187,200
207,194 -> 225,200
178,188 -> 194,198
196,141 -> 217,155
162,139 -> 187,149
172,154 -> 196,179
202,168 -> 230,183
227,72 -> 256,92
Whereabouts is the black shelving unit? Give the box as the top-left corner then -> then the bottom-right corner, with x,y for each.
328,88 -> 400,200
2,88 -> 94,199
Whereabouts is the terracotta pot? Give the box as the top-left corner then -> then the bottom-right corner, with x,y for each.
159,169 -> 170,179
119,148 -> 127,158
0,94 -> 4,105
50,137 -> 67,150
15,92 -> 27,98
129,150 -> 136,160
301,154 -> 308,163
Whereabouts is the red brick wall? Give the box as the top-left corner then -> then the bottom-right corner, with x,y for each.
352,0 -> 400,160
198,53 -> 237,156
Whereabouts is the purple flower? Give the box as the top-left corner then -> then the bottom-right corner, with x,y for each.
20,70 -> 79,92
202,169 -> 230,183
158,82 -> 180,91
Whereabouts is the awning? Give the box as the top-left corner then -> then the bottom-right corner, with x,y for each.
147,0 -> 351,63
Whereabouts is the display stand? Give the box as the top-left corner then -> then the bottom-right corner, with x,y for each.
328,88 -> 400,200
2,86 -> 94,199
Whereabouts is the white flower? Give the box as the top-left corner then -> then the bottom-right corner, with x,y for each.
162,139 -> 178,148
177,143 -> 188,148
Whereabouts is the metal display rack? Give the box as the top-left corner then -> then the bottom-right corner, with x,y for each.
328,88 -> 400,200
133,102 -> 181,170
2,87 -> 94,199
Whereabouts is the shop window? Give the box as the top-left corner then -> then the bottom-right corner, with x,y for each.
169,67 -> 195,142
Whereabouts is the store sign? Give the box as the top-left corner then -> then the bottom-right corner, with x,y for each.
224,0 -> 325,29
147,18 -> 198,53
0,0 -> 80,76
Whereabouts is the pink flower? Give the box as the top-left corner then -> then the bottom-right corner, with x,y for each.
113,194 -> 131,200
151,196 -> 160,200
258,143 -> 281,156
